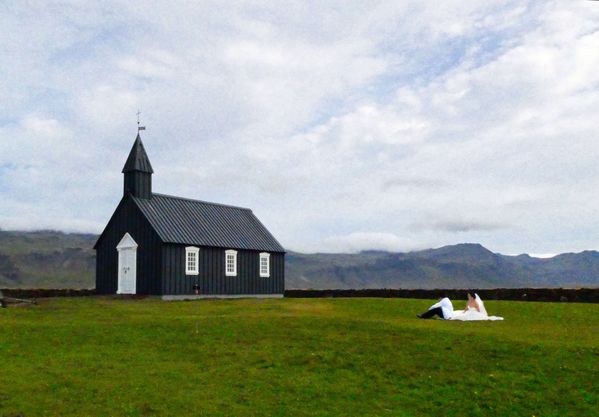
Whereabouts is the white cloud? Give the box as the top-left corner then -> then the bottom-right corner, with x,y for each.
318,232 -> 422,254
526,253 -> 557,259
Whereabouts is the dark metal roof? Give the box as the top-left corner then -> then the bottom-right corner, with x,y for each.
132,193 -> 285,252
122,134 -> 154,173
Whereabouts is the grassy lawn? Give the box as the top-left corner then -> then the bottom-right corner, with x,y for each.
1,297 -> 597,417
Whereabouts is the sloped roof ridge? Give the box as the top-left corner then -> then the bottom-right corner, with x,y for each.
151,193 -> 252,211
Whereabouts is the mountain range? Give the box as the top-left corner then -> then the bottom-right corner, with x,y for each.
0,230 -> 597,289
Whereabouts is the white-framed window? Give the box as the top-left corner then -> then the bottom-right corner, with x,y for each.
259,252 -> 270,277
225,249 -> 237,276
185,246 -> 199,275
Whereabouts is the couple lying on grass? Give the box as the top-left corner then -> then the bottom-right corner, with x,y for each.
417,292 -> 504,321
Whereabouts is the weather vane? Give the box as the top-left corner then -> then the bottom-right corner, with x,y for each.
137,110 -> 146,132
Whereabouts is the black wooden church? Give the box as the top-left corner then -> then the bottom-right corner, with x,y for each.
94,134 -> 285,299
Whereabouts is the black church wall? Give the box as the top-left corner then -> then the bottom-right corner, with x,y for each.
161,244 -> 285,295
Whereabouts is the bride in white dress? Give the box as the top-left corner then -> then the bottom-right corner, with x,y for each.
450,293 -> 504,321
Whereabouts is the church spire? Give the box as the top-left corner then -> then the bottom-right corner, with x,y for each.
122,134 -> 154,174
123,134 -> 153,199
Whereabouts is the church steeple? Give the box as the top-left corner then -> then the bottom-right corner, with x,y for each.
122,134 -> 153,199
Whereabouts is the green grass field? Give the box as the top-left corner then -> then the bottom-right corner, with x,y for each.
1,297 -> 597,417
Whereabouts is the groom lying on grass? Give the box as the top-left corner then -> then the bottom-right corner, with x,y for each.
417,296 -> 453,319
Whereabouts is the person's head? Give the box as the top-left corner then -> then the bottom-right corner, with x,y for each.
467,292 -> 475,300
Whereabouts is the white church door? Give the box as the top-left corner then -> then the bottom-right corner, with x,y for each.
117,233 -> 138,294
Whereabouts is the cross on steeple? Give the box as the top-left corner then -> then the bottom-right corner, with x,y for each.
137,110 -> 146,132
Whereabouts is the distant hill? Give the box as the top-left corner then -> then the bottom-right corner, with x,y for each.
0,230 -> 96,288
286,243 -> 599,289
0,231 -> 597,289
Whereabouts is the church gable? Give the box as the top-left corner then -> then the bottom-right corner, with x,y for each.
93,194 -> 160,250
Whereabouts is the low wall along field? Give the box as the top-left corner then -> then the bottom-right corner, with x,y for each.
2,287 -> 598,302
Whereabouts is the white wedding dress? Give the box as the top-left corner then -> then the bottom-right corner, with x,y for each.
450,294 -> 504,321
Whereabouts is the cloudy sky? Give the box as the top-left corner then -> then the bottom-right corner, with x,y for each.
1,1 -> 599,255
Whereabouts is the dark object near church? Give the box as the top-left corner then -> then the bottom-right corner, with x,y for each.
94,134 -> 285,299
